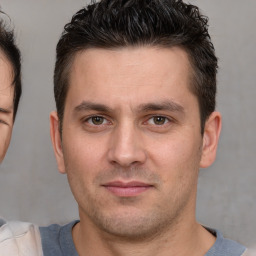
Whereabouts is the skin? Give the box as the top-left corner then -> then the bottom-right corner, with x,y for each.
51,46 -> 221,256
0,52 -> 14,163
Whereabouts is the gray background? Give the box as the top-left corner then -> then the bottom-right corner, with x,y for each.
0,0 -> 255,247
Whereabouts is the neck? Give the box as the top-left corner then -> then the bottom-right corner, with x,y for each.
72,211 -> 215,256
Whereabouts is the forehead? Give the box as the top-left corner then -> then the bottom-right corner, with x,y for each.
67,46 -> 195,109
0,51 -> 14,108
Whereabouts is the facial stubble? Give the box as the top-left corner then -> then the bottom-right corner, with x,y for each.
66,165 -> 198,242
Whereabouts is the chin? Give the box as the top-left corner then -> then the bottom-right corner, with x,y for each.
91,210 -> 172,241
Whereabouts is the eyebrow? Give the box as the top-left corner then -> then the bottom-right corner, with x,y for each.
74,100 -> 184,114
0,107 -> 12,114
74,101 -> 112,113
137,101 -> 184,113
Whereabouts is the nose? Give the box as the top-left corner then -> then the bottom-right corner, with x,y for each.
107,122 -> 147,168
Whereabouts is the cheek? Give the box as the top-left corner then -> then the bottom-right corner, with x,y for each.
62,133 -> 108,179
0,142 -> 4,162
147,134 -> 202,181
0,126 -> 12,161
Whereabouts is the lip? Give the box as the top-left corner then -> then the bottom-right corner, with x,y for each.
102,181 -> 153,197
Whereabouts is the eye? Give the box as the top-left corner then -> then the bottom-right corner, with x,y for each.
148,116 -> 169,125
86,116 -> 108,125
0,119 -> 8,125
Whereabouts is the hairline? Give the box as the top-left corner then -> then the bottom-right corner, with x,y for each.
0,48 -> 16,121
57,44 -> 205,133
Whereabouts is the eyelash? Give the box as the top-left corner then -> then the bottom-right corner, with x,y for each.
146,116 -> 170,126
0,119 -> 8,125
83,115 -> 172,127
85,116 -> 111,126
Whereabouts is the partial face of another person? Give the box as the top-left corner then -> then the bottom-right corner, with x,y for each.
51,47 -> 221,239
0,52 -> 14,163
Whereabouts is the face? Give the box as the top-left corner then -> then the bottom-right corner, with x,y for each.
51,47 -> 221,239
0,52 -> 14,163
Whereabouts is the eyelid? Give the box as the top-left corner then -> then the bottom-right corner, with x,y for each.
144,115 -> 173,125
0,119 -> 9,125
148,116 -> 169,125
83,115 -> 112,125
81,114 -> 174,127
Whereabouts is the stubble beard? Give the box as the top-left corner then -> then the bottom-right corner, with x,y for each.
84,197 -> 187,242
67,166 -> 194,242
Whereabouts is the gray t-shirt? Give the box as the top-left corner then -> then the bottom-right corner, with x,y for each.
39,221 -> 246,256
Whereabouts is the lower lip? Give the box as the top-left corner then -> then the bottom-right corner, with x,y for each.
104,186 -> 152,197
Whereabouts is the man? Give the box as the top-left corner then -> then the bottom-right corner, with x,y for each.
0,12 -> 43,256
39,0 -> 247,255
0,16 -> 21,163
0,0 -> 247,255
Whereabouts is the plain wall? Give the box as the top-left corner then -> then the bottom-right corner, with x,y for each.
0,0 -> 255,247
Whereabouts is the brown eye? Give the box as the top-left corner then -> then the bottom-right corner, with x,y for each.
153,116 -> 167,125
91,116 -> 104,125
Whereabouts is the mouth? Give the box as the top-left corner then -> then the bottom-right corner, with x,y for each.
102,181 -> 154,197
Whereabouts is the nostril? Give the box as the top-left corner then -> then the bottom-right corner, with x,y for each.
108,147 -> 147,168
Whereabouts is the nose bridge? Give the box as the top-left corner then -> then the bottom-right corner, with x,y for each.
108,119 -> 146,167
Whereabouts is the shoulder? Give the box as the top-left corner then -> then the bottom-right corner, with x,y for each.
243,247 -> 256,256
39,220 -> 79,256
206,228 -> 246,256
0,217 -> 42,256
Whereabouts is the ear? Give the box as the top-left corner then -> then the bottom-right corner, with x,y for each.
50,111 -> 66,174
200,111 -> 222,168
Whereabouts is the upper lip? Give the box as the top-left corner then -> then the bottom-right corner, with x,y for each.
102,181 -> 152,188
